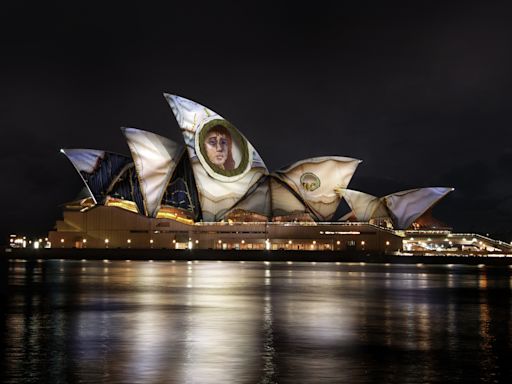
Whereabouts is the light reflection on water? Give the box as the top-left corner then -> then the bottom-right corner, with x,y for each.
1,260 -> 512,383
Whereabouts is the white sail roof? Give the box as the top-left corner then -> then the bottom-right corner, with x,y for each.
224,175 -> 319,221
164,94 -> 268,221
61,148 -> 133,205
336,189 -> 388,222
383,187 -> 454,229
273,157 -> 361,221
121,127 -> 183,217
225,176 -> 272,219
270,177 -> 311,218
61,148 -> 104,203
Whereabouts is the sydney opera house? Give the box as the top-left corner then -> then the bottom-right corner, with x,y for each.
48,94 -> 508,254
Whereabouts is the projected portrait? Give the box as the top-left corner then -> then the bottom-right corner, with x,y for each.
204,125 -> 235,170
196,118 -> 252,182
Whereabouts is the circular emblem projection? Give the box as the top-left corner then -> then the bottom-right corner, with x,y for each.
300,172 -> 321,192
195,118 -> 252,182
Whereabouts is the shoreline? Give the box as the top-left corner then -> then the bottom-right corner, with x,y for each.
3,248 -> 512,266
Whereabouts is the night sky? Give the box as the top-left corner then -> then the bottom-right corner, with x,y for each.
2,0 -> 512,243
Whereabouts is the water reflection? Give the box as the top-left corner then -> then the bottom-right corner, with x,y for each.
1,261 -> 512,383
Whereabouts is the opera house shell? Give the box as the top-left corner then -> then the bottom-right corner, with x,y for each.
49,94 -> 456,252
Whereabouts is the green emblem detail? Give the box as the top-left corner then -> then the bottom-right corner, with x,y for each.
300,172 -> 320,192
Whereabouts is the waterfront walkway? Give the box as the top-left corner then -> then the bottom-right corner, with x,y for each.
3,248 -> 512,266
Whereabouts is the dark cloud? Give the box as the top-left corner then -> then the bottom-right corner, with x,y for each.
2,0 -> 512,242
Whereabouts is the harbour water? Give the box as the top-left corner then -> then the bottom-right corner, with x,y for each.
1,259 -> 511,383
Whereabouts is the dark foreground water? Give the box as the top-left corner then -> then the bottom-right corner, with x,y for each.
1,260 -> 512,383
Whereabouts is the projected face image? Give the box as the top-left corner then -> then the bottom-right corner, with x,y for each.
204,126 -> 235,171
196,118 -> 252,181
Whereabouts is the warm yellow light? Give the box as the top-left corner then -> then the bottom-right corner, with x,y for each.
312,240 -> 316,245
288,240 -> 292,244
336,240 -> 340,245
241,240 -> 245,244
83,238 -> 87,243
60,238 -> 64,243
361,241 -> 365,245
104,197 -> 139,213
218,240 -> 222,244
150,239 -> 154,244
385,241 -> 390,246
105,239 -> 109,244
